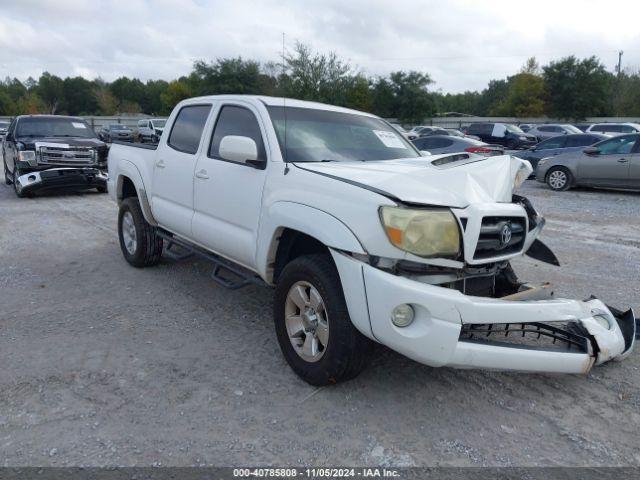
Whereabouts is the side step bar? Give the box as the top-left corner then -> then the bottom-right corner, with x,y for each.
156,230 -> 266,290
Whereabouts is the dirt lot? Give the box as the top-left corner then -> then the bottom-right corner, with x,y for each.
1,180 -> 639,467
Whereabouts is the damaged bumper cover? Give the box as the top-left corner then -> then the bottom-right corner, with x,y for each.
15,167 -> 108,194
331,250 -> 636,374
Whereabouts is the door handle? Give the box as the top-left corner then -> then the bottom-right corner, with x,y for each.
195,169 -> 210,180
618,158 -> 629,163
156,160 -> 166,168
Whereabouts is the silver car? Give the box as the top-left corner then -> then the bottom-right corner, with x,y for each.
535,133 -> 640,191
527,124 -> 581,141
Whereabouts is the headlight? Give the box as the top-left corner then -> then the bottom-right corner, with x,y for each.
18,150 -> 37,166
380,206 -> 461,258
519,136 -> 528,140
513,161 -> 532,189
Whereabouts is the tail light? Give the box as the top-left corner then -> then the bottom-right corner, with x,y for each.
465,146 -> 498,154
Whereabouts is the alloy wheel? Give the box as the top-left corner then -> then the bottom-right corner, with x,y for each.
548,170 -> 567,190
284,281 -> 329,362
121,211 -> 138,254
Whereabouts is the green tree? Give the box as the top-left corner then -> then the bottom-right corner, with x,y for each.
191,58 -> 264,95
388,71 -> 434,124
61,77 -> 98,115
543,56 -> 612,119
160,80 -> 193,112
371,77 -> 396,118
36,72 -> 64,113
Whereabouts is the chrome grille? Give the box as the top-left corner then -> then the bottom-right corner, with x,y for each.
39,146 -> 95,166
473,216 -> 526,260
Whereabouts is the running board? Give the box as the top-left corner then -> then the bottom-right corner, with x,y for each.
156,230 -> 265,290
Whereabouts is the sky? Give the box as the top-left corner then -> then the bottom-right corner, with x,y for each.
0,0 -> 639,93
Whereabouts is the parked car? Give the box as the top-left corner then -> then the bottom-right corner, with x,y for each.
2,115 -> 108,197
526,124 -> 582,141
535,133 -> 640,191
0,120 -> 9,137
99,124 -> 134,143
412,135 -> 504,156
516,133 -> 609,170
137,118 -> 167,143
465,122 -> 537,149
586,123 -> 640,135
107,95 -> 635,385
518,123 -> 536,133
574,123 -> 592,132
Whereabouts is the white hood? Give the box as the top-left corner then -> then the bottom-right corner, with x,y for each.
296,154 -> 532,208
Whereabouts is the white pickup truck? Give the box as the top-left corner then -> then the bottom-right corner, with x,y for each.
108,95 -> 636,385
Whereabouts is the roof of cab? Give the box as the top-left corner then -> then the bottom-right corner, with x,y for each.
179,95 -> 379,118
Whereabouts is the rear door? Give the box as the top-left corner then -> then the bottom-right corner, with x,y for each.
151,103 -> 213,237
577,135 -> 635,186
191,101 -> 270,270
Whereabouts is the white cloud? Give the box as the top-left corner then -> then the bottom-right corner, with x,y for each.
0,0 -> 638,92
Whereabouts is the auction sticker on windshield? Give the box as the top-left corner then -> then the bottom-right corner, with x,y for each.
72,122 -> 87,129
373,130 -> 406,148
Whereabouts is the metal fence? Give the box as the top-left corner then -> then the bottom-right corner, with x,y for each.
390,116 -> 640,129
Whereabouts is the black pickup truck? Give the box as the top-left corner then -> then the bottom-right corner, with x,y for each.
2,115 -> 109,197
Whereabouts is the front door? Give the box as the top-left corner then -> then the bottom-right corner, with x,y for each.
577,135 -> 635,187
191,102 -> 269,270
151,103 -> 212,237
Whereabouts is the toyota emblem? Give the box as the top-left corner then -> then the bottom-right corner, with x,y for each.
500,223 -> 512,246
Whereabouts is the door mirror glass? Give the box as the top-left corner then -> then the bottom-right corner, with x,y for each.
583,146 -> 600,155
219,135 -> 262,167
420,150 -> 431,156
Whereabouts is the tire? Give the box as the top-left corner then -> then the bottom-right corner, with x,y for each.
3,158 -> 11,185
118,197 -> 163,267
96,185 -> 107,193
274,254 -> 372,385
546,167 -> 572,191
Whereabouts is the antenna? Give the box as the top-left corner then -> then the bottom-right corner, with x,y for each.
282,32 -> 289,172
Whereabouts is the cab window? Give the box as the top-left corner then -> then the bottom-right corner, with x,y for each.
209,105 -> 266,163
167,104 -> 212,154
596,135 -> 637,155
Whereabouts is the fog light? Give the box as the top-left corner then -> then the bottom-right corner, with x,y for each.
592,313 -> 612,330
391,304 -> 415,327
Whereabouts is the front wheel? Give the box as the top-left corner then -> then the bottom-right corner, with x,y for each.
274,254 -> 372,385
546,167 -> 572,191
118,197 -> 163,267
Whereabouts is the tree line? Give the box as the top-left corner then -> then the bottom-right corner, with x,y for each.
1,43 -> 639,123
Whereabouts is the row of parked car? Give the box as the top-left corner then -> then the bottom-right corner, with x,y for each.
96,118 -> 167,144
397,121 -> 640,192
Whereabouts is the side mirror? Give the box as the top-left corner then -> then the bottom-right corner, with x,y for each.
219,135 -> 264,168
420,150 -> 431,156
5,133 -> 12,142
583,146 -> 600,155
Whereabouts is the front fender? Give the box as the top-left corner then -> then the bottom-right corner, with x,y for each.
256,201 -> 366,283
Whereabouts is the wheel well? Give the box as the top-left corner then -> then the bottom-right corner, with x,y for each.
545,165 -> 571,181
273,229 -> 329,283
119,176 -> 137,200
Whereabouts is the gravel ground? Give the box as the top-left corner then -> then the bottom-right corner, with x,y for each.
0,180 -> 639,467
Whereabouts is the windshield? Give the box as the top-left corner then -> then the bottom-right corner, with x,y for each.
151,119 -> 166,128
17,117 -> 96,138
0,121 -> 9,129
505,124 -> 524,134
110,124 -> 129,130
267,106 -> 420,162
564,125 -> 581,134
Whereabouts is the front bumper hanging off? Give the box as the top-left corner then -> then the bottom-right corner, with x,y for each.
331,250 -> 636,374
15,167 -> 108,194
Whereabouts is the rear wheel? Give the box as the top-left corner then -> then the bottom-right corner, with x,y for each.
546,167 -> 572,191
274,254 -> 372,385
118,197 -> 163,267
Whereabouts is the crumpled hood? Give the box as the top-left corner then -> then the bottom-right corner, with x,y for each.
295,154 -> 532,208
20,136 -> 107,149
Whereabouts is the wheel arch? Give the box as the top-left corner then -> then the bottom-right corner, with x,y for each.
257,202 -> 366,284
115,161 -> 158,226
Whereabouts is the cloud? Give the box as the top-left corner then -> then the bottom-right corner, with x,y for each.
0,0 -> 638,92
